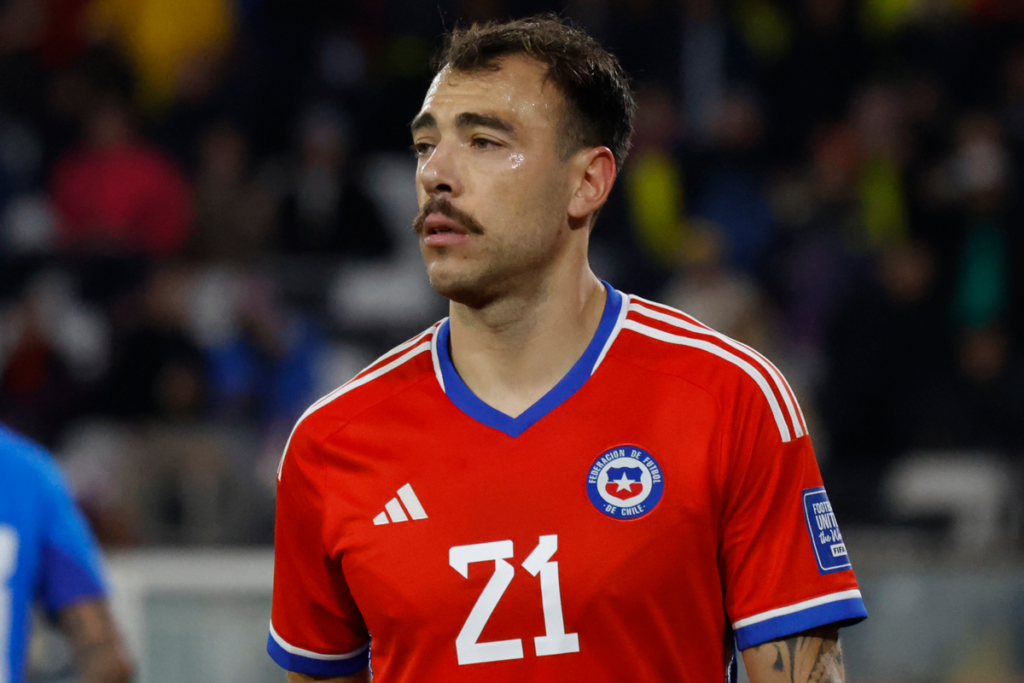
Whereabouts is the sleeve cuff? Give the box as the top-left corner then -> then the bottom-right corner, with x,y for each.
40,543 -> 107,616
266,623 -> 370,677
732,589 -> 868,650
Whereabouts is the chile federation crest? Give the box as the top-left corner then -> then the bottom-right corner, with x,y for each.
586,446 -> 664,520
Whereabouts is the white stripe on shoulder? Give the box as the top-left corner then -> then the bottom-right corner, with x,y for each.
622,319 -> 792,442
591,289 -> 630,375
352,327 -> 436,382
731,590 -> 863,630
269,621 -> 370,661
629,295 -> 806,439
277,334 -> 435,480
431,318 -> 449,393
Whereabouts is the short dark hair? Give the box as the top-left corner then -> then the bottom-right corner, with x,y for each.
437,14 -> 636,169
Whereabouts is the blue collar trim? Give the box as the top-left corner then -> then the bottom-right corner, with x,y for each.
436,282 -> 622,438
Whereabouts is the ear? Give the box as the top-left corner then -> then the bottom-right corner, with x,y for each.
567,146 -> 617,227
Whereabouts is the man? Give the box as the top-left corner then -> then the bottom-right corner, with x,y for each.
0,424 -> 132,683
268,16 -> 866,683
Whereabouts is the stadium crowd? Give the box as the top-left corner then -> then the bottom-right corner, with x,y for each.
0,0 -> 1022,547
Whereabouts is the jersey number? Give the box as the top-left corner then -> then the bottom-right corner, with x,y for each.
448,535 -> 579,665
0,525 -> 19,683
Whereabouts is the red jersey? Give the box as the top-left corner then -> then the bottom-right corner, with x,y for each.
267,284 -> 866,681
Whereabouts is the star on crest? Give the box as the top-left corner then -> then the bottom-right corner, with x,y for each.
612,472 -> 638,492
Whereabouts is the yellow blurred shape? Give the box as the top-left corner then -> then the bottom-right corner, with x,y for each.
626,151 -> 688,268
734,0 -> 791,63
858,158 -> 908,248
89,0 -> 234,110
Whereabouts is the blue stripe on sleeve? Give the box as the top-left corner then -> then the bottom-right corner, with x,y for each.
734,597 -> 868,650
266,634 -> 370,677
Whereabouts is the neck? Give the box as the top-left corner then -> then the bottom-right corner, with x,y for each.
447,261 -> 607,418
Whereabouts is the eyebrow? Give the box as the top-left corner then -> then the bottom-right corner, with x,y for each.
410,111 -> 517,137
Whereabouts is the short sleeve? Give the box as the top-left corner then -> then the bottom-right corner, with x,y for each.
718,380 -> 867,650
268,423 -> 370,676
37,458 -> 107,615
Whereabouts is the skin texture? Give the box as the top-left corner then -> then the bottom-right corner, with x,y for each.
57,599 -> 132,683
743,626 -> 845,683
286,671 -> 370,683
411,55 -> 617,417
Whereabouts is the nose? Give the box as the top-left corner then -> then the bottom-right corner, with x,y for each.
417,139 -> 462,198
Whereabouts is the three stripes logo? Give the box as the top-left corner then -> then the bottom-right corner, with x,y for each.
373,484 -> 428,525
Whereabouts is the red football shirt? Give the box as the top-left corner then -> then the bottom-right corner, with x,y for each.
268,284 -> 866,681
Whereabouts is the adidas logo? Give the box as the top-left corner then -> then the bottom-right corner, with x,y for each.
373,484 -> 428,525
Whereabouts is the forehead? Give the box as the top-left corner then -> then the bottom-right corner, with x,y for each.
418,55 -> 562,127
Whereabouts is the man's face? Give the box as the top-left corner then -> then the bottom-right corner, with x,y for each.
411,55 -> 577,306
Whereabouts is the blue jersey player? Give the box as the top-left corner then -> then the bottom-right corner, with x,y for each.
0,424 -> 131,683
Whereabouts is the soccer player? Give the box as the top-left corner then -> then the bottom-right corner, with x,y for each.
0,423 -> 132,683
268,15 -> 866,683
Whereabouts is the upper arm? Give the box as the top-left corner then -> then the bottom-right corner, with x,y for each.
36,458 -> 107,616
268,424 -> 371,677
717,368 -> 866,649
741,625 -> 844,683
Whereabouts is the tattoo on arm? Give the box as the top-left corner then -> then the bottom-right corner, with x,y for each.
744,626 -> 845,683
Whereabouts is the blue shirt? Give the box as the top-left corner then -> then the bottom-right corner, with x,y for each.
0,425 -> 107,683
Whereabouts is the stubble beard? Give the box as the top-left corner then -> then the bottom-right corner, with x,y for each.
414,197 -> 566,310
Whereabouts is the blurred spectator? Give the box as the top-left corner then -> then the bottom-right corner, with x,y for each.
103,264 -> 207,420
768,0 -> 866,160
191,269 -> 323,428
0,290 -> 76,447
87,0 -> 235,112
820,241 -> 953,521
853,84 -> 911,249
50,96 -> 192,258
660,224 -> 770,350
0,269 -> 108,445
775,123 -> 863,349
940,325 -> 1024,450
603,0 -> 682,90
680,0 -> 727,145
947,114 -> 1017,331
1004,44 -> 1024,153
189,122 -> 274,262
276,105 -> 392,259
691,87 -> 775,271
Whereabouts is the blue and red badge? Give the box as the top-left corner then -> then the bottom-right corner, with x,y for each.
586,445 -> 664,520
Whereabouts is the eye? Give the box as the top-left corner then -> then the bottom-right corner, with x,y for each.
411,142 -> 434,158
470,137 -> 499,150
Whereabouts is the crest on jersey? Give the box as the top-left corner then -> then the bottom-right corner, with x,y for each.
586,446 -> 664,520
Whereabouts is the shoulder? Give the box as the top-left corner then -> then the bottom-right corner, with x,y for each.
0,424 -> 68,499
612,294 -> 807,444
277,324 -> 441,478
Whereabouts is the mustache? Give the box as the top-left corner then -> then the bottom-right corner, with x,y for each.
412,197 -> 486,236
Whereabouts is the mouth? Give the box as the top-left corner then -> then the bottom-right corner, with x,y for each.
420,212 -> 473,248
422,213 -> 468,236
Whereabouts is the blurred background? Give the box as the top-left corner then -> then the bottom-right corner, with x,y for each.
0,0 -> 1022,680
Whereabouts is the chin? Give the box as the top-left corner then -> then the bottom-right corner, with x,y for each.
425,263 -> 500,308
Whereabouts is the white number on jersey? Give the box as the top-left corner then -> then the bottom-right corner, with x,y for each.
0,525 -> 20,683
449,540 -> 523,664
521,535 -> 580,657
448,535 -> 579,666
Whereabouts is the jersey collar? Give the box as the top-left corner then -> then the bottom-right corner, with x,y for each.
434,282 -> 623,438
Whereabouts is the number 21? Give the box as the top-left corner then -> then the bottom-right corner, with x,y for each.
448,534 -> 579,665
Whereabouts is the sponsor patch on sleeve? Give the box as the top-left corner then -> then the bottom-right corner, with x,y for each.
802,487 -> 851,574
